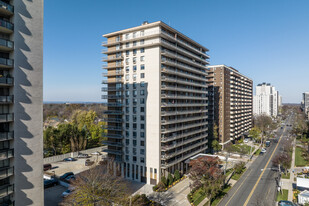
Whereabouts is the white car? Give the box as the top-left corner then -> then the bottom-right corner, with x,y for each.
62,189 -> 72,198
91,151 -> 101,155
261,148 -> 266,153
244,139 -> 249,143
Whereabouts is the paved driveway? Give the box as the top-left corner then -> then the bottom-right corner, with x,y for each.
44,185 -> 67,206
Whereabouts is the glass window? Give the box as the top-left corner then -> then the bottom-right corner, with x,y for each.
141,82 -> 145,87
133,49 -> 137,56
125,147 -> 129,153
133,140 -> 137,146
126,50 -> 129,56
140,132 -> 145,138
133,98 -> 137,105
126,131 -> 129,137
126,58 -> 129,65
133,57 -> 136,64
133,82 -> 137,89
126,123 -> 129,129
133,107 -> 137,114
133,148 -> 137,155
116,44 -> 120,50
126,139 -> 129,145
141,157 -> 145,163
133,90 -> 137,97
140,98 -> 145,104
140,115 -> 145,121
126,42 -> 129,48
126,66 -> 129,73
125,84 -> 129,89
141,64 -> 145,70
133,123 -> 137,130
133,131 -> 137,138
140,56 -> 145,62
125,91 -> 130,97
140,40 -> 144,45
141,73 -> 145,78
133,156 -> 137,162
140,30 -> 144,36
133,65 -> 137,72
141,124 -> 145,130
140,141 -> 145,146
140,90 -> 145,96
125,34 -> 129,39
116,36 -> 120,42
140,48 -> 145,53
133,32 -> 137,38
133,74 -> 137,81
125,74 -> 129,81
125,99 -> 129,105
141,107 -> 145,112
126,115 -> 129,122
126,107 -> 129,113
133,115 -> 137,122
126,155 -> 129,161
133,41 -> 137,46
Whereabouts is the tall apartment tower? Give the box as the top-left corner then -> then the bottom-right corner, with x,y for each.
0,1 -> 43,205
253,83 -> 279,117
207,65 -> 253,146
102,21 -> 209,184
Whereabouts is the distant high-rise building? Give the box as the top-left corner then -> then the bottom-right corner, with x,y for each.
207,65 -> 253,146
0,1 -> 43,205
102,21 -> 209,184
253,83 -> 279,117
302,92 -> 309,117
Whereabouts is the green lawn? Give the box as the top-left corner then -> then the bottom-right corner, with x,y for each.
209,185 -> 232,206
230,144 -> 254,155
254,149 -> 261,156
281,173 -> 290,179
231,168 -> 246,181
295,147 -> 309,167
192,188 -> 207,206
277,189 -> 288,201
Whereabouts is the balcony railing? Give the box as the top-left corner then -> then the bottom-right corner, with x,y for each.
105,134 -> 123,139
102,102 -> 123,107
0,114 -> 13,122
0,96 -> 13,103
161,128 -> 208,143
102,141 -> 122,147
0,19 -> 13,32
102,118 -> 122,123
104,110 -> 123,115
0,132 -> 13,141
101,87 -> 122,92
0,149 -> 13,161
0,184 -> 13,198
0,38 -> 13,50
0,167 -> 13,180
101,94 -> 123,99
103,149 -> 123,155
0,1 -> 13,13
0,58 -> 13,67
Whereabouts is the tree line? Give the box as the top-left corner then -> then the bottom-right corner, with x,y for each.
44,110 -> 106,157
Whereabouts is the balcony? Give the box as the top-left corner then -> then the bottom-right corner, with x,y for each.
161,128 -> 208,143
102,118 -> 122,123
161,75 -> 206,88
161,93 -> 206,100
161,115 -> 208,125
102,102 -> 123,107
102,140 -> 122,147
0,39 -> 13,52
162,134 -> 208,151
0,132 -> 13,141
102,55 -> 123,62
0,167 -> 13,180
0,19 -> 13,33
0,114 -> 13,123
161,58 -> 206,76
105,134 -> 123,139
103,126 -> 122,131
103,71 -> 124,77
0,149 -> 13,161
103,110 -> 123,115
101,87 -> 122,92
161,109 -> 207,116
0,96 -> 12,104
101,94 -> 123,99
0,58 -> 13,68
161,102 -> 208,108
161,85 -> 207,94
101,79 -> 123,84
0,1 -> 13,16
161,122 -> 207,134
103,149 -> 123,155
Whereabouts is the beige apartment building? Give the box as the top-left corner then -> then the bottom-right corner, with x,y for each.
207,65 -> 252,146
102,21 -> 209,184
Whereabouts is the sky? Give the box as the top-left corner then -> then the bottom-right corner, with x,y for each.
44,0 -> 309,103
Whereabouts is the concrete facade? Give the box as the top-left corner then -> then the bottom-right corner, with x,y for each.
207,65 -> 253,145
102,21 -> 209,185
0,0 -> 43,205
253,83 -> 279,117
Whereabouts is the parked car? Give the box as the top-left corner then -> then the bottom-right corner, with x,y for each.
244,138 -> 249,143
62,189 -> 72,198
43,164 -> 52,171
77,153 -> 89,158
91,151 -> 101,155
63,157 -> 77,162
85,159 -> 94,166
278,200 -> 297,206
60,172 -> 74,180
44,178 -> 58,188
65,175 -> 76,181
261,148 -> 266,153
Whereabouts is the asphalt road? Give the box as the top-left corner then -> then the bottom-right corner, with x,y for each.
219,115 -> 294,206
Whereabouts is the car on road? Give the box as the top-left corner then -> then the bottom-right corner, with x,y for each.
278,200 -> 297,206
77,153 -> 89,158
44,178 -> 58,189
43,163 -> 52,171
261,148 -> 266,153
61,189 -> 72,198
63,157 -> 77,162
60,172 -> 74,180
265,140 -> 270,147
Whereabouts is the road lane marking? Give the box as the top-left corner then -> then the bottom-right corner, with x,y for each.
225,169 -> 253,206
243,126 -> 287,206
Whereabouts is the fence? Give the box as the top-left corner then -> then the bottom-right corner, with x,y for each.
43,146 -> 106,164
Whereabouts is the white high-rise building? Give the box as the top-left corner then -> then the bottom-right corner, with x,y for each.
253,83 -> 279,117
102,21 -> 209,185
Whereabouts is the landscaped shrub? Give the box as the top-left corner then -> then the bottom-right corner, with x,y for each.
234,162 -> 245,174
152,185 -> 158,191
161,176 -> 167,187
167,173 -> 173,186
174,170 -> 181,181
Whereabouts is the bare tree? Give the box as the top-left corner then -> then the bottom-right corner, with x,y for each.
61,160 -> 128,206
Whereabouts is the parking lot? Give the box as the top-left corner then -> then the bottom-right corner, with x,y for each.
44,185 -> 67,206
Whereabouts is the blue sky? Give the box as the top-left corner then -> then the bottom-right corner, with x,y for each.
44,0 -> 309,103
